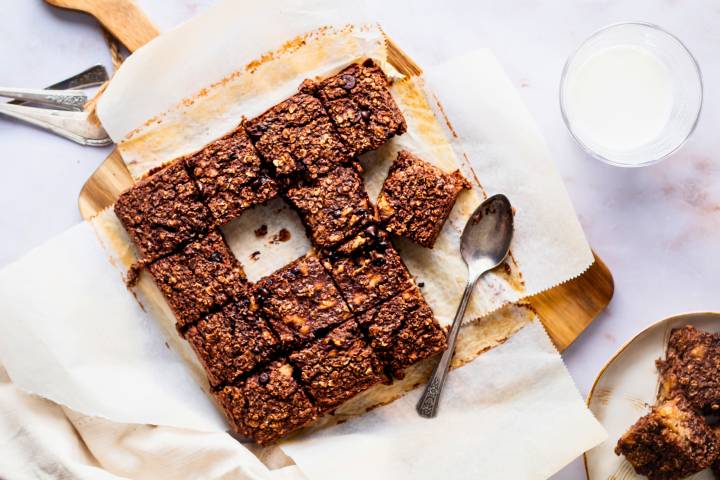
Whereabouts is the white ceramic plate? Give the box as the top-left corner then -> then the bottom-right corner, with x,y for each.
584,312 -> 720,480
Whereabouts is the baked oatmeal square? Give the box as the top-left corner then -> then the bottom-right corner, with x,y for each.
114,159 -> 211,261
615,397 -> 720,480
285,165 -> 375,249
186,126 -> 278,224
148,230 -> 247,329
657,325 -> 720,414
255,254 -> 351,347
321,227 -> 413,313
289,318 -> 387,412
377,150 -> 470,248
215,360 -> 318,445
358,284 -> 446,378
185,296 -> 278,387
310,59 -> 406,157
245,93 -> 350,181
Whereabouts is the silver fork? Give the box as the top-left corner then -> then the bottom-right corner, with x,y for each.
0,87 -> 87,111
0,65 -> 112,147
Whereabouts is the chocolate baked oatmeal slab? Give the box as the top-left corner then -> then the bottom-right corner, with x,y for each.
147,230 -> 247,329
186,126 -> 278,224
310,59 -> 407,157
185,297 -> 278,387
215,360 -> 318,445
289,318 -> 387,412
657,325 -> 720,414
359,284 -> 447,379
285,165 -> 375,249
255,254 -> 351,347
114,160 -> 212,262
321,227 -> 413,314
378,150 -> 470,248
245,93 -> 350,181
615,397 -> 720,480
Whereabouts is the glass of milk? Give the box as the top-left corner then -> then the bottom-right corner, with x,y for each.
560,23 -> 702,167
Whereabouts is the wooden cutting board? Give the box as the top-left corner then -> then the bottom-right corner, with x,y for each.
53,0 -> 614,351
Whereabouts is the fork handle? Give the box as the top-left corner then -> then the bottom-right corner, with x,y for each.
0,103 -> 111,146
416,274 -> 480,418
0,87 -> 87,111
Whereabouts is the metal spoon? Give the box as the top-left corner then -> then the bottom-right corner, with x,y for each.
416,193 -> 514,418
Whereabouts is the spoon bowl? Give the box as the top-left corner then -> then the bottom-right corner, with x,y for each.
461,194 -> 514,277
416,193 -> 514,418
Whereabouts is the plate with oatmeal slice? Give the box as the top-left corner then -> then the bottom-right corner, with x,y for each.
585,312 -> 720,480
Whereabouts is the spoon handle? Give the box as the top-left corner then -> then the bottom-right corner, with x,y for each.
416,275 -> 479,418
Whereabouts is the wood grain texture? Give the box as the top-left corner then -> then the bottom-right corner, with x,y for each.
45,0 -> 159,52
68,0 -> 614,351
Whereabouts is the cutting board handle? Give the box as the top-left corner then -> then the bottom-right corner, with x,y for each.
45,0 -> 159,52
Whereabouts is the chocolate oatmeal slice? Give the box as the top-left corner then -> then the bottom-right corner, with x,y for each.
377,150 -> 470,248
358,284 -> 446,378
321,227 -> 413,313
185,296 -> 278,387
289,319 -> 387,412
285,165 -> 375,249
615,397 -> 720,480
657,325 -> 720,414
148,230 -> 247,329
255,254 -> 351,347
215,360 -> 318,445
186,126 -> 278,224
114,160 -> 211,261
245,93 -> 350,181
310,59 -> 407,157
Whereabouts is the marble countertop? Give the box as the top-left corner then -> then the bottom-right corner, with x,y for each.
1,1 -> 718,478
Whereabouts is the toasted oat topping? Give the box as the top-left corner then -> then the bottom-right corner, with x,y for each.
286,165 -> 375,249
245,93 -> 350,180
358,284 -> 447,378
186,126 -> 278,224
185,298 -> 278,387
114,160 -> 211,261
289,319 -> 387,411
657,325 -> 720,413
147,230 -> 247,329
377,150 -> 470,248
255,254 -> 351,347
310,59 -> 407,157
615,397 -> 720,480
215,360 -> 317,445
322,228 -> 413,313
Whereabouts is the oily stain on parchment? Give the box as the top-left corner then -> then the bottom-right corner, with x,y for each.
433,90 -> 525,294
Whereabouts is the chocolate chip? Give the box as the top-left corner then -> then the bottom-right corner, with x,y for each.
372,255 -> 386,267
256,286 -> 271,302
209,252 -> 223,262
418,282 -> 425,288
360,108 -> 371,121
376,240 -> 389,252
362,58 -> 374,68
341,74 -> 356,90
258,372 -> 270,385
364,225 -> 378,238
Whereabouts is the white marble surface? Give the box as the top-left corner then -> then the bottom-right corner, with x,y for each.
1,1 -> 718,478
